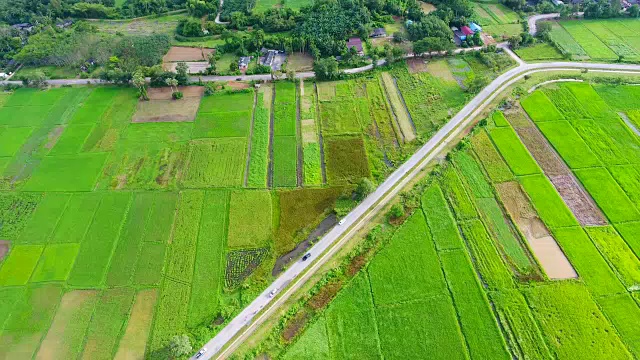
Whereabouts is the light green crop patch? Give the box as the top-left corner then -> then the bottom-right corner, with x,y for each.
227,190 -> 272,249
0,245 -> 44,285
30,244 -> 80,282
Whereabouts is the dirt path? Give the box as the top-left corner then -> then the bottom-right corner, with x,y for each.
378,76 -> 406,144
296,82 -> 303,187
506,106 -> 607,226
244,91 -> 258,187
314,83 -> 328,184
392,76 -> 418,135
267,86 -> 275,189
618,112 -> 640,136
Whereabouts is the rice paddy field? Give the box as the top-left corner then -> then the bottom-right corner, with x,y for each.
239,81 -> 640,359
0,56 -> 520,358
548,18 -> 640,62
472,1 -> 523,40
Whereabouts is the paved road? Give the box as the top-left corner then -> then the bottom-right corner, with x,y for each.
527,12 -> 583,35
194,59 -> 640,360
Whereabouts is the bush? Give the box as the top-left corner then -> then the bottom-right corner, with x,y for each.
172,91 -> 184,100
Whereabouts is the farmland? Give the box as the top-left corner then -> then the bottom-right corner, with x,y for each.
548,19 -> 640,61
239,80 -> 640,360
1,58 -> 524,358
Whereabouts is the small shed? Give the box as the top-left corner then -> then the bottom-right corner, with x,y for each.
469,22 -> 482,32
371,28 -> 387,38
454,30 -> 466,42
346,37 -> 364,55
239,56 -> 252,70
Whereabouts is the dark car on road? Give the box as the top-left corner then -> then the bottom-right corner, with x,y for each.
302,253 -> 311,261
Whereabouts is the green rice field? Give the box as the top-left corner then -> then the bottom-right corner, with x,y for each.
240,79 -> 640,360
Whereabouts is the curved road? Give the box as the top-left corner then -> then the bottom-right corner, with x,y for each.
196,59 -> 640,360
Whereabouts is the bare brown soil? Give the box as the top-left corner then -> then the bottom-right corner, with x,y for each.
507,108 -> 607,226
550,175 -> 607,226
496,181 -> 577,279
227,81 -> 250,90
133,98 -> 201,123
282,310 -> 311,342
36,290 -> 100,360
0,240 -> 9,261
147,86 -> 204,100
407,58 -> 428,73
163,46 -> 215,62
114,289 -> 158,360
308,281 -> 343,310
301,119 -> 317,143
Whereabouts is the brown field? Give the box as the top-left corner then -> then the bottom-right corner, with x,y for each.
0,240 -> 8,260
506,107 -> 607,226
163,61 -> 209,74
36,290 -> 100,360
227,81 -> 250,90
407,58 -> 428,73
420,1 -> 436,13
496,181 -> 577,279
133,86 -> 204,123
302,119 -> 317,143
114,289 -> 158,360
287,53 -> 314,71
163,46 -> 215,62
426,59 -> 456,82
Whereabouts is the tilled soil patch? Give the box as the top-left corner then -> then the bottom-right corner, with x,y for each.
407,58 -> 428,73
512,127 -> 569,176
496,181 -> 577,280
147,86 -> 204,100
308,280 -> 343,310
163,46 -> 214,62
282,310 -> 311,342
0,240 -> 9,261
549,175 -> 607,226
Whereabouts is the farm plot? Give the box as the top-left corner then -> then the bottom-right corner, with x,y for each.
520,91 -> 564,122
300,82 -> 322,186
324,136 -> 370,185
560,21 -> 618,60
380,72 -> 415,142
548,22 -> 589,59
194,90 -> 253,137
247,85 -> 271,188
574,167 -> 640,223
227,190 -> 272,249
182,138 -> 246,187
273,82 -> 298,187
535,121 -> 601,169
524,282 -> 630,359
489,126 -> 541,176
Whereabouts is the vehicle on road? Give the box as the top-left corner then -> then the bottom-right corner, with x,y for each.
269,289 -> 277,298
195,348 -> 207,358
338,219 -> 345,225
302,253 -> 311,261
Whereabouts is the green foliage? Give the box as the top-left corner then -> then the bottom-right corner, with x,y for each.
17,192 -> 71,244
596,293 -> 640,359
49,193 -> 102,244
195,111 -> 252,138
303,142 -> 322,186
575,168 -> 640,223
68,192 -> 132,287
470,130 -> 514,183
23,154 -> 109,191
273,136 -> 298,187
325,136 -> 370,185
182,138 -> 247,188
367,212 -> 447,306
281,316 -> 330,360
524,282 -> 630,359
170,335 -> 192,358
248,93 -> 270,188
325,272 -> 381,359
521,91 -> 564,122
421,183 -> 464,250
452,150 -> 493,199
551,227 -> 626,297
228,190 -> 272,249
519,174 -> 579,228
165,191 -> 204,283
489,126 -> 541,176
536,121 -> 601,169
439,249 -> 511,360
440,165 -> 477,221
0,127 -> 33,156
0,245 -> 44,286
150,279 -> 192,358
585,226 -> 640,290
30,244 -> 79,282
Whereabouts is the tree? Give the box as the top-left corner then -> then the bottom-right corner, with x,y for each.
313,57 -> 340,80
230,11 -> 248,28
387,203 -> 404,220
207,52 -> 216,73
169,335 -> 192,358
464,74 -> 488,93
286,69 -> 296,82
629,4 -> 640,17
354,178 -> 374,201
175,61 -> 189,85
536,22 -> 552,38
508,35 -> 522,49
166,77 -> 179,93
133,70 -> 148,100
406,15 -> 453,42
413,37 -> 452,54
187,0 -> 217,17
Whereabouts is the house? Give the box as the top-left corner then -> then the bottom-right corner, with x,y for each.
346,37 -> 364,55
260,49 -> 286,71
239,56 -> 252,70
469,22 -> 482,33
454,30 -> 467,43
11,23 -> 33,32
461,26 -> 474,38
551,0 -> 564,5
370,28 -> 387,38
